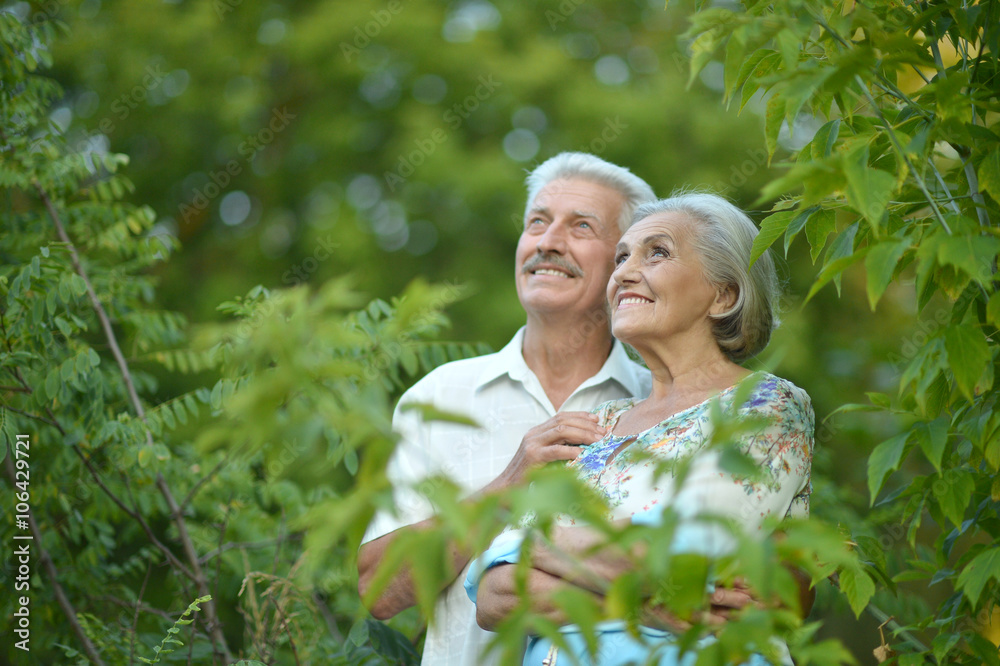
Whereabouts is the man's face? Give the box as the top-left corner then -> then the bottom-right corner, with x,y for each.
515,178 -> 625,320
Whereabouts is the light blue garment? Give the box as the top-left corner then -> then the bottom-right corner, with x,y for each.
465,509 -> 783,666
521,624 -> 772,666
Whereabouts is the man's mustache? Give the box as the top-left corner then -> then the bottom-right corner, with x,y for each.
522,253 -> 583,277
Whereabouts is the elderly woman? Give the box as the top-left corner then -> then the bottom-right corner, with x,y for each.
465,192 -> 813,665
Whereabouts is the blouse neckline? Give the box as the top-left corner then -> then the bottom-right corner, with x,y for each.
607,372 -> 770,439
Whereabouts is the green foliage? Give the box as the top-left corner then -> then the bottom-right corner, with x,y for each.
7,0 -> 1000,663
137,595 -> 213,664
678,0 -> 1000,661
0,9 -> 478,664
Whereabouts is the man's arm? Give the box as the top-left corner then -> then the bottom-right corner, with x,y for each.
357,411 -> 607,619
357,519 -> 471,620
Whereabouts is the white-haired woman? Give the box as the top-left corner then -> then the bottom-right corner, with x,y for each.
466,193 -> 813,665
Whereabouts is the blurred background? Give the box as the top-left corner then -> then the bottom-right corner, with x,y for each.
19,0 -> 941,659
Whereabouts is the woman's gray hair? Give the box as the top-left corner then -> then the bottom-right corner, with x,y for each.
525,152 -> 656,233
632,192 -> 781,362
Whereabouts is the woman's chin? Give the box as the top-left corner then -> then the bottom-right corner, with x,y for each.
611,324 -> 645,346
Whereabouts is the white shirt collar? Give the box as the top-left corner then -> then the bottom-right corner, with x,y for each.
476,326 -> 647,399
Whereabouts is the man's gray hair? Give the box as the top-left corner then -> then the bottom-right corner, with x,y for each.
525,152 -> 656,233
632,192 -> 781,362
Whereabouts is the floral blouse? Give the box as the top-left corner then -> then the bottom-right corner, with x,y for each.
465,373 -> 813,666
567,372 -> 813,547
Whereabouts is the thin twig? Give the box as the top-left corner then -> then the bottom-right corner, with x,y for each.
98,595 -> 180,623
0,401 -> 59,429
311,592 -> 345,643
199,534 -> 303,566
130,562 -> 153,666
180,455 -> 230,512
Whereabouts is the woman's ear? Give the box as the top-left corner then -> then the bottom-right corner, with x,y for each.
711,283 -> 738,316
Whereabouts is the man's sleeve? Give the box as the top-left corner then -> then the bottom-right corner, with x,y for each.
360,379 -> 442,544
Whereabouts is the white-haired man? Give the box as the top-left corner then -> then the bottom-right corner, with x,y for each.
358,152 -> 656,665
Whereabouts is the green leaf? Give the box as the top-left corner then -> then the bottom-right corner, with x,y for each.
161,404 -> 176,430
988,291 -> 1000,328
804,248 -> 867,304
347,618 -> 369,647
956,547 -> 1000,605
932,469 -> 975,528
937,233 -> 1000,285
399,402 -> 479,427
844,163 -> 895,233
865,392 -> 891,409
764,93 -> 783,160
980,148 -> 1000,203
943,324 -> 991,400
45,367 -> 60,400
838,564 -> 875,618
750,210 -> 797,267
864,238 -> 911,310
913,418 -> 949,472
804,208 -> 836,263
867,431 -> 909,504
782,206 -> 815,256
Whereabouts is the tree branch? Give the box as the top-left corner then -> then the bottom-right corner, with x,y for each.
34,182 -> 233,662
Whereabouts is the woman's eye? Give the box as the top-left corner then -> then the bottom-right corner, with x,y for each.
652,247 -> 669,258
615,253 -> 627,265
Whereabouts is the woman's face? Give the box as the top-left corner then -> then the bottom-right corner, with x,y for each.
607,211 -> 726,348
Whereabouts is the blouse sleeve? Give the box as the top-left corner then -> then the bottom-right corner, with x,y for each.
664,379 -> 814,556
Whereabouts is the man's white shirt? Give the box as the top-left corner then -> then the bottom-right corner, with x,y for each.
362,327 -> 651,666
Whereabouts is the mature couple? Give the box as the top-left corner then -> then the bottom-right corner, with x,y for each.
358,153 -> 813,666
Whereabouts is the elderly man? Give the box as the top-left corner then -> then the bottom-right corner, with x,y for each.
358,152 -> 656,665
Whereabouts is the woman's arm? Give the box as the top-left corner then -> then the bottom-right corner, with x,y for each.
475,564 -> 581,630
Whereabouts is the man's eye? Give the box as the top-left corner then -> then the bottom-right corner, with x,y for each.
579,221 -> 591,229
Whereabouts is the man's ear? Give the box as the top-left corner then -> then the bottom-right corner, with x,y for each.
711,283 -> 738,316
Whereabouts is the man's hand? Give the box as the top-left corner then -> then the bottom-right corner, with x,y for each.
483,412 -> 606,493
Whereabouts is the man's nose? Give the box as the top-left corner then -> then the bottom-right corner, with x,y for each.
537,221 -> 568,253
